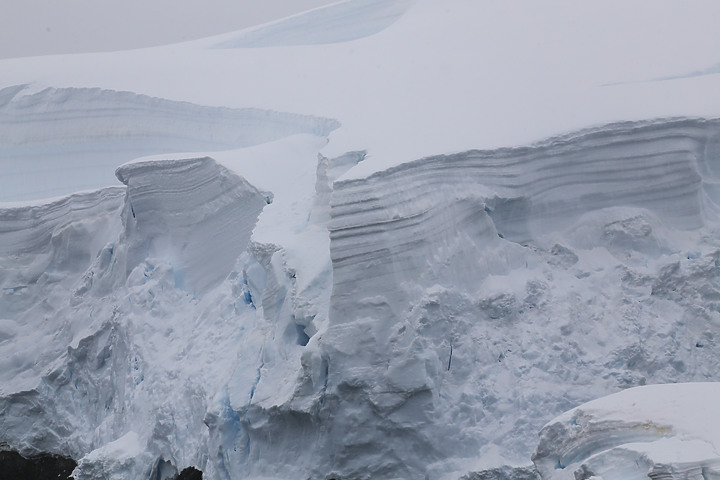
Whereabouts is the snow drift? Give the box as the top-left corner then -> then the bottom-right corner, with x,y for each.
313,118 -> 720,478
210,0 -> 414,48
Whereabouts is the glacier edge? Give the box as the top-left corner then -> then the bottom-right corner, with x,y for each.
2,118 -> 720,478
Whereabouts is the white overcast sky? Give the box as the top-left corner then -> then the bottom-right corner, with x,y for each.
0,0 -> 337,59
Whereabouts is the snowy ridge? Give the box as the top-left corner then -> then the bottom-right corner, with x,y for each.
0,85 -> 339,202
532,383 -> 720,480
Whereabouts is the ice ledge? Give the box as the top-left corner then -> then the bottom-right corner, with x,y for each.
532,383 -> 720,480
0,84 -> 340,202
328,117 -> 720,316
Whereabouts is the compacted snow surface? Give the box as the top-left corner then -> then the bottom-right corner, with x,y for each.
2,1 -> 720,479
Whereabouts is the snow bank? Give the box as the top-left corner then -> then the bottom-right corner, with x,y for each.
5,0 -> 720,179
0,85 -> 338,202
533,383 -> 720,480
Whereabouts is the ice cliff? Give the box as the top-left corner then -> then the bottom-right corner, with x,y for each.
0,85 -> 339,202
3,116 -> 720,479
4,0 -> 720,479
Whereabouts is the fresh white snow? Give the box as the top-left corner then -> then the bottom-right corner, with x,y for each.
3,0 -> 720,197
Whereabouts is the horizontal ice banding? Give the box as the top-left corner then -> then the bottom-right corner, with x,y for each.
532,383 -> 720,480
0,187 -> 124,258
314,118 -> 720,476
329,118 -> 720,308
115,156 -> 269,294
0,85 -> 339,202
0,187 -> 124,322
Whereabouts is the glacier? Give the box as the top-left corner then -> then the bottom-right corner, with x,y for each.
3,0 -> 720,479
4,117 -> 720,479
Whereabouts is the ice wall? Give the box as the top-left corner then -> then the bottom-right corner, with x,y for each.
4,118 -> 720,480
0,187 -> 124,393
330,118 -> 720,300
0,85 -> 339,202
0,156 -> 272,478
310,118 -> 720,478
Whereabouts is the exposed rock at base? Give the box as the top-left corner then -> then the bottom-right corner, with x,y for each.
0,450 -> 76,480
176,466 -> 203,480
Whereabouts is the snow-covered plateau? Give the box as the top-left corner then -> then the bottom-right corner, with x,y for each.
2,1 -> 720,479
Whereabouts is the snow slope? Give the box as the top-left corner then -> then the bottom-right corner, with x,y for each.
321,118 -> 720,477
210,0 -> 414,48
2,0 -> 720,479
4,0 -> 720,186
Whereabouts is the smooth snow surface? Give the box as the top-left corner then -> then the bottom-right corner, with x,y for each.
0,0 -> 338,59
4,0 -> 720,190
3,1 -> 720,479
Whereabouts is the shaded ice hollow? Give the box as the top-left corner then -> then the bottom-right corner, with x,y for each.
3,0 -> 720,479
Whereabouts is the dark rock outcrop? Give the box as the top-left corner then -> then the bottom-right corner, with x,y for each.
0,450 -> 76,480
176,466 -> 203,480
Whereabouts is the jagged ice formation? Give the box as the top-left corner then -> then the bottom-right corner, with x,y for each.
3,116 -> 720,479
